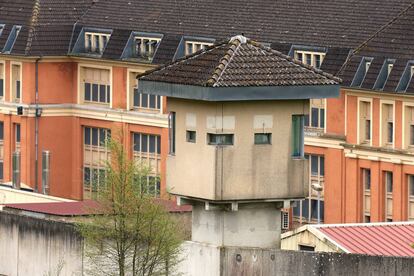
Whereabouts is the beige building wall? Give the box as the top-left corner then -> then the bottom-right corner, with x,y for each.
281,226 -> 342,253
167,99 -> 309,201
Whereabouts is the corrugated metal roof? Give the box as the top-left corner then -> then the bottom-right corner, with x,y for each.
4,199 -> 191,216
316,222 -> 414,257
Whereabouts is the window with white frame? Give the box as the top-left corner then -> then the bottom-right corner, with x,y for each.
0,121 -> 3,182
85,32 -> 110,54
305,99 -> 325,130
381,103 -> 393,147
294,50 -> 326,69
185,41 -> 213,55
130,71 -> 161,112
0,62 -> 4,100
359,101 -> 371,144
384,171 -> 393,221
293,154 -> 324,223
133,36 -> 161,60
405,105 -> 414,149
81,67 -> 111,105
362,168 -> 371,222
11,64 -> 21,103
132,133 -> 161,197
408,175 -> 414,221
83,127 -> 111,199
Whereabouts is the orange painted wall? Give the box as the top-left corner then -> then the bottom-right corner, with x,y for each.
326,90 -> 345,135
0,59 -> 167,201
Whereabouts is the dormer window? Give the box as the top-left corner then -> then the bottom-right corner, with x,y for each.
388,64 -> 394,75
294,50 -> 325,69
396,62 -> 414,92
133,36 -> 161,60
351,57 -> 373,87
365,61 -> 371,73
185,41 -> 213,55
85,32 -> 110,54
374,59 -> 395,90
3,25 -> 21,53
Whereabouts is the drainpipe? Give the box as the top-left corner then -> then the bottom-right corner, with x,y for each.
34,57 -> 41,192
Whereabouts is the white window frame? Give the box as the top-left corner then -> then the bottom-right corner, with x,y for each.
133,36 -> 161,59
84,32 -> 110,54
78,63 -> 113,108
0,60 -> 5,102
402,102 -> 414,149
307,99 -> 326,131
384,171 -> 393,221
10,61 -> 22,104
362,168 -> 371,222
83,126 -> 111,199
408,175 -> 414,221
294,50 -> 326,68
357,97 -> 373,146
185,41 -> 213,55
379,100 -> 395,148
126,68 -> 163,113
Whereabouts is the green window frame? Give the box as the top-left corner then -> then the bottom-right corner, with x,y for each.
292,115 -> 304,158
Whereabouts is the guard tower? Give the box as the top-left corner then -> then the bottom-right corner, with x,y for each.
138,36 -> 340,249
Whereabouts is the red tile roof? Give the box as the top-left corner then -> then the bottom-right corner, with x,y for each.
316,222 -> 414,257
4,199 -> 191,216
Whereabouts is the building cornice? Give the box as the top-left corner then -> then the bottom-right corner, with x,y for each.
0,102 -> 168,128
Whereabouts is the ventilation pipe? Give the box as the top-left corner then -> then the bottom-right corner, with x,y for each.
42,150 -> 50,195
12,151 -> 21,189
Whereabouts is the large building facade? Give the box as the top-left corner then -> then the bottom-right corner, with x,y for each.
1,0 -> 414,224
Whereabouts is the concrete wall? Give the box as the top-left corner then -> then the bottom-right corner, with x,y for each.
167,99 -> 309,201
0,212 -> 83,276
191,203 -> 281,248
178,241 -> 414,276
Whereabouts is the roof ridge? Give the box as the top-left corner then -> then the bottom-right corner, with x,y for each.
24,0 -> 41,55
209,38 -> 242,87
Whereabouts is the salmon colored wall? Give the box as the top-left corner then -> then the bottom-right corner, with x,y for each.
326,90 -> 345,135
346,95 -> 357,144
112,66 -> 127,109
0,59 -> 167,201
395,100 -> 403,149
38,62 -> 75,104
372,98 -> 380,147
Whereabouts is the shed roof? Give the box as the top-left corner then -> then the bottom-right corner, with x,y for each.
282,222 -> 414,257
3,199 -> 191,216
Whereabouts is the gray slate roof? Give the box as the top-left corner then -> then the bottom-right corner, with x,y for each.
140,36 -> 340,87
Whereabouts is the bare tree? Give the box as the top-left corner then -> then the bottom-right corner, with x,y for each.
77,137 -> 183,276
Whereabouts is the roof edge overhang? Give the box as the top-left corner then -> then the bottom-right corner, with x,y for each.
138,80 -> 340,101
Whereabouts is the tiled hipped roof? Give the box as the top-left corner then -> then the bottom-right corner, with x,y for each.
140,36 -> 340,87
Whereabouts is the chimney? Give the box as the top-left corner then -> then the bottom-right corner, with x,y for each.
42,150 -> 50,195
12,151 -> 21,189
